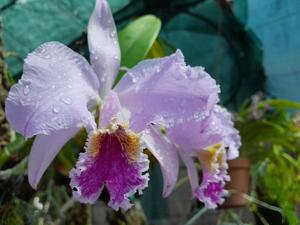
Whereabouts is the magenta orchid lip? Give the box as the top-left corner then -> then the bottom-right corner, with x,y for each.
5,0 -> 240,210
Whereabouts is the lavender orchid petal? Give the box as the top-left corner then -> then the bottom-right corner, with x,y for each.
88,0 -> 120,97
167,116 -> 223,155
141,125 -> 179,197
167,106 -> 240,159
5,42 -> 99,138
29,127 -> 80,188
115,50 -> 220,133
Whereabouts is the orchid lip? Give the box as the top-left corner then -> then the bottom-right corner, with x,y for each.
69,123 -> 149,210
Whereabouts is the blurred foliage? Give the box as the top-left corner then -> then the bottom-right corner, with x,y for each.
0,20 -> 11,151
236,94 -> 300,161
257,150 -> 300,225
236,93 -> 300,225
106,201 -> 147,225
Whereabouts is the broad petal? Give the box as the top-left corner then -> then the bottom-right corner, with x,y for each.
141,125 -> 179,197
70,125 -> 149,210
5,42 -> 99,138
167,116 -> 223,155
167,106 -> 240,158
88,0 -> 120,97
115,50 -> 220,133
28,127 -> 80,188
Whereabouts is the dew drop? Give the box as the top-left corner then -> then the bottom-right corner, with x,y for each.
51,85 -> 56,89
109,31 -> 116,38
61,97 -> 72,105
67,84 -> 72,89
52,106 -> 60,113
23,85 -> 30,95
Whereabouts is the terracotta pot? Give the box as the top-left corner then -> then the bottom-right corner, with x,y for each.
221,158 -> 251,208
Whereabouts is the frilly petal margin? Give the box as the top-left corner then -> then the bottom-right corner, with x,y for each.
196,144 -> 230,208
195,172 -> 228,209
115,50 -> 220,133
69,125 -> 149,210
141,124 -> 179,197
28,127 -> 80,188
211,106 -> 241,160
5,42 -> 99,138
88,0 -> 120,97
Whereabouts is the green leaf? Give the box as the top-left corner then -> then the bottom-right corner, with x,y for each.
115,15 -> 161,84
258,99 -> 300,111
0,134 -> 26,168
146,39 -> 166,59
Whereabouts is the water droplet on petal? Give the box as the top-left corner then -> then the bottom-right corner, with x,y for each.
109,31 -> 116,38
52,106 -> 60,113
67,84 -> 72,89
61,97 -> 72,105
51,85 -> 56,89
23,85 -> 30,95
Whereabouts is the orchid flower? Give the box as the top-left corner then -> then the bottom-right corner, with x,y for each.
5,0 -> 240,210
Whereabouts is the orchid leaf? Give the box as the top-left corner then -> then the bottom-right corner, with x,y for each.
146,39 -> 167,59
115,15 -> 161,84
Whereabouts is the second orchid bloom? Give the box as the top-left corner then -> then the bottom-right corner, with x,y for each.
5,0 -> 240,210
